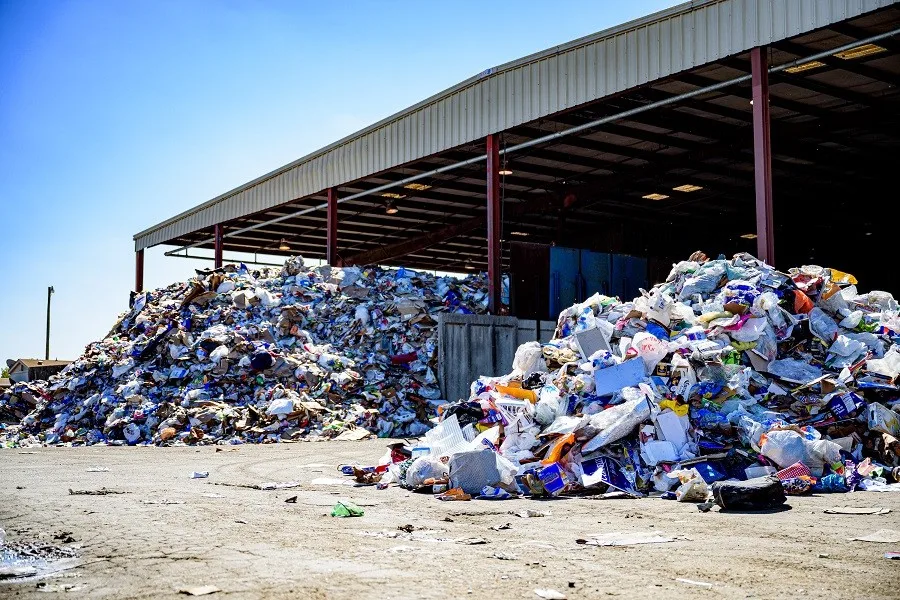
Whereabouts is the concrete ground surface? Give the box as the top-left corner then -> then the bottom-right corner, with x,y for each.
1,440 -> 898,600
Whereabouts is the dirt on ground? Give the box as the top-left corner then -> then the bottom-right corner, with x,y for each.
1,440 -> 898,600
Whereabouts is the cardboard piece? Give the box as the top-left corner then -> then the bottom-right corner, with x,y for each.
593,359 -> 645,397
654,410 -> 688,449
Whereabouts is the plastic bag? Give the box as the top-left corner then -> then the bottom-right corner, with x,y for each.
809,308 -> 839,343
759,429 -> 842,476
867,346 -> 900,379
512,342 -> 547,377
766,358 -> 822,384
580,396 -> 651,453
671,468 -> 709,502
535,384 -> 566,426
405,456 -> 450,488
730,317 -> 767,343
630,332 -> 667,374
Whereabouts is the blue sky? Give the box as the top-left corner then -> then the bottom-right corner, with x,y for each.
0,0 -> 683,364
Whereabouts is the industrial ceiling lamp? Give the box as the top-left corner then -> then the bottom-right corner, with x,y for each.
499,155 -> 513,176
384,198 -> 399,215
278,238 -> 290,251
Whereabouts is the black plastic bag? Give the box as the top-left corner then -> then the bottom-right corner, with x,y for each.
711,476 -> 787,511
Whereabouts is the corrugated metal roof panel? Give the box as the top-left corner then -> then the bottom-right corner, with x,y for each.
135,0 -> 898,250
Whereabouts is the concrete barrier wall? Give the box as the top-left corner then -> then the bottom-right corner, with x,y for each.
438,314 -> 555,402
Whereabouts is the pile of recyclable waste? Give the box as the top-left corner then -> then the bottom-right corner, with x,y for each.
0,257 -> 488,446
357,253 -> 900,507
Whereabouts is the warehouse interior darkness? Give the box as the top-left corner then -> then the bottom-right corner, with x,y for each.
136,3 -> 900,320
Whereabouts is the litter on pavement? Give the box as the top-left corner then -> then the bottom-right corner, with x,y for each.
347,253 -> 900,510
0,258 -> 488,446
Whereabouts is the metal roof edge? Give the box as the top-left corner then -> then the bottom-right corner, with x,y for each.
133,0 -> 716,241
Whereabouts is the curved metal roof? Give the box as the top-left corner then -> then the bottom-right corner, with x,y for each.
134,0 -> 897,251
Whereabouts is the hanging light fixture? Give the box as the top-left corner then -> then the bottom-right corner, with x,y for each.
278,238 -> 290,251
384,198 -> 399,215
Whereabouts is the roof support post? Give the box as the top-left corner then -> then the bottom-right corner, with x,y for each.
327,187 -> 339,266
214,224 -> 224,268
486,133 -> 502,314
135,249 -> 144,293
751,46 -> 775,265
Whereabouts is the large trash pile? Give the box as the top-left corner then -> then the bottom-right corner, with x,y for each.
361,253 -> 900,507
0,257 -> 488,446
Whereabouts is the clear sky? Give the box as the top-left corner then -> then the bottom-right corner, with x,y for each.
0,0 -> 684,364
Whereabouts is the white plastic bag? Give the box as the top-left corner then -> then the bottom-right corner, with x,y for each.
512,342 -> 547,377
630,332 -> 667,374
809,308 -> 839,343
405,456 -> 449,488
580,396 -> 651,453
759,430 -> 842,476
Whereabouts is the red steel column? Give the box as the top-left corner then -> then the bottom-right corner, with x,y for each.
327,187 -> 339,266
135,249 -> 144,293
751,46 -> 775,265
486,134 -> 502,314
213,224 -> 223,268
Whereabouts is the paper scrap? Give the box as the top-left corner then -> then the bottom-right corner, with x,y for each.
576,531 -> 675,546
851,529 -> 900,543
179,585 -> 220,596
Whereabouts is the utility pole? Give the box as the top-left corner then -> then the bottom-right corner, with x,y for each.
45,286 -> 54,360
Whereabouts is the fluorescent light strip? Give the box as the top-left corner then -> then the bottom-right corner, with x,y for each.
673,184 -> 703,192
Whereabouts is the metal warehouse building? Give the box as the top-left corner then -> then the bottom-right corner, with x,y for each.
134,0 -> 900,319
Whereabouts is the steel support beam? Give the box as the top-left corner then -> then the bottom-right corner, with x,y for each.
326,187 -> 339,266
751,46 -> 775,265
213,224 -> 224,268
135,249 -> 144,293
486,133 -> 502,313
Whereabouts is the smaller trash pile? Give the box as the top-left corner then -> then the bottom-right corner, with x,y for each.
0,258 -> 488,446
355,252 -> 900,507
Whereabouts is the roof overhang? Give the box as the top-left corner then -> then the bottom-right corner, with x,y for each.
134,0 -> 899,252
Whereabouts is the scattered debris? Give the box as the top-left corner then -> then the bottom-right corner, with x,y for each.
513,510 -> 550,518
851,529 -> 900,543
68,488 -> 127,495
534,589 -> 567,600
331,500 -> 364,517
456,537 -> 489,545
576,532 -> 675,546
0,258 -> 488,445
676,578 -> 713,588
825,507 -> 891,515
179,585 -> 221,596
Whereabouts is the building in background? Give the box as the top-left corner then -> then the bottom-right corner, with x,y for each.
6,359 -> 72,383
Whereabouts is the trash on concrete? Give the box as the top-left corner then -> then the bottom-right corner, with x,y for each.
824,507 -> 890,515
190,472 -> 209,479
0,257 -> 488,446
851,529 -> 900,543
676,578 -> 713,588
68,488 -> 127,495
353,253 -> 900,512
576,532 -> 675,546
178,585 -> 221,596
534,589 -> 567,600
330,500 -> 364,517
